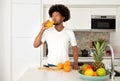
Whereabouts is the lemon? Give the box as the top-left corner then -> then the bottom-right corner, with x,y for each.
96,68 -> 106,76
84,69 -> 94,76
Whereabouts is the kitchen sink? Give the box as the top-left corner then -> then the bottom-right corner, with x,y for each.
109,70 -> 120,78
114,70 -> 120,77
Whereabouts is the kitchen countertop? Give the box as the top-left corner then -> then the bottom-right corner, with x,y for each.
18,67 -> 120,81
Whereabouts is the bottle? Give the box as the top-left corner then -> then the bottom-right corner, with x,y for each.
46,18 -> 54,29
89,40 -> 95,56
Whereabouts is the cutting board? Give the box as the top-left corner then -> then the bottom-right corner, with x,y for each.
38,67 -> 61,71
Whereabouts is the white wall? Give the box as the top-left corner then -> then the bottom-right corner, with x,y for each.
0,0 -> 42,81
110,7 -> 120,56
0,0 -> 11,81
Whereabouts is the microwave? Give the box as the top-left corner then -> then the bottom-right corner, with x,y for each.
91,15 -> 116,31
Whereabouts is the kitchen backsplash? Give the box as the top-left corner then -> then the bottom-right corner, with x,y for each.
43,31 -> 110,57
69,31 -> 110,56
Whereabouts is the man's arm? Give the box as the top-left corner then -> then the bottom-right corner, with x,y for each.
72,46 -> 79,70
33,29 -> 45,48
33,23 -> 47,48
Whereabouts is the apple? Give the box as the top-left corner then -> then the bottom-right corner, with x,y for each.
84,65 -> 93,71
81,64 -> 89,70
81,64 -> 93,71
96,68 -> 106,76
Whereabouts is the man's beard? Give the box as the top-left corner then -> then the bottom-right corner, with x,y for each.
54,21 -> 62,26
54,23 -> 59,25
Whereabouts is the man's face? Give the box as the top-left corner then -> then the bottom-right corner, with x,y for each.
51,11 -> 64,25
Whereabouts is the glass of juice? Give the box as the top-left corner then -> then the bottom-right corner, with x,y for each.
46,18 -> 54,29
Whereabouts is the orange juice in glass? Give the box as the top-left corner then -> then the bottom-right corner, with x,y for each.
46,18 -> 54,29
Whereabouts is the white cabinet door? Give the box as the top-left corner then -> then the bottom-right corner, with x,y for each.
43,0 -> 67,4
43,7 -> 91,30
43,7 -> 49,21
67,0 -> 120,5
12,0 -> 41,3
65,8 -> 91,30
12,4 -> 41,81
12,0 -> 40,3
67,0 -> 94,4
91,8 -> 117,15
12,4 -> 41,37
12,38 -> 40,81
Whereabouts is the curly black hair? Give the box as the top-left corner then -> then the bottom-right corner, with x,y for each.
49,4 -> 70,22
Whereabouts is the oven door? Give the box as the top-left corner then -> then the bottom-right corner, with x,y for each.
91,19 -> 116,29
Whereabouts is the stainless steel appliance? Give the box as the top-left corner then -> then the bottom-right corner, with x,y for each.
91,15 -> 116,31
89,48 -> 95,56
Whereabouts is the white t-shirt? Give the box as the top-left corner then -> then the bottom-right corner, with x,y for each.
41,27 -> 77,65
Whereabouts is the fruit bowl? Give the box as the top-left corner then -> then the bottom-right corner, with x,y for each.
78,70 -> 110,81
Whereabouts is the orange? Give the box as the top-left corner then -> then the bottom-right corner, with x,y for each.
57,63 -> 64,69
93,71 -> 98,76
84,69 -> 94,76
63,65 -> 71,72
64,61 -> 71,66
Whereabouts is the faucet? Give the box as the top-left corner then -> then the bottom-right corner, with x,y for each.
107,44 -> 115,79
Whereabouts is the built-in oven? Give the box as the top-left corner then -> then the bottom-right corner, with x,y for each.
91,15 -> 116,31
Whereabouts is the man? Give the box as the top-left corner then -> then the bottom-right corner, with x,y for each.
34,4 -> 79,70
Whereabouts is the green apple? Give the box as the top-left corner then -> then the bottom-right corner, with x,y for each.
96,68 -> 106,76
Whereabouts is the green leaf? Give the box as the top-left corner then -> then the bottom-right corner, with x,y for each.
99,42 -> 106,52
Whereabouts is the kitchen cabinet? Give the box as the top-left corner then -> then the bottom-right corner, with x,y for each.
12,4 -> 41,81
12,4 -> 41,37
12,38 -> 40,81
43,0 -> 120,5
43,5 -> 118,30
43,0 -> 67,4
67,0 -> 95,4
43,6 -> 49,21
67,0 -> 120,5
91,8 -> 117,15
65,7 -> 91,30
43,6 -> 91,30
41,57 -> 48,66
12,0 -> 40,3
